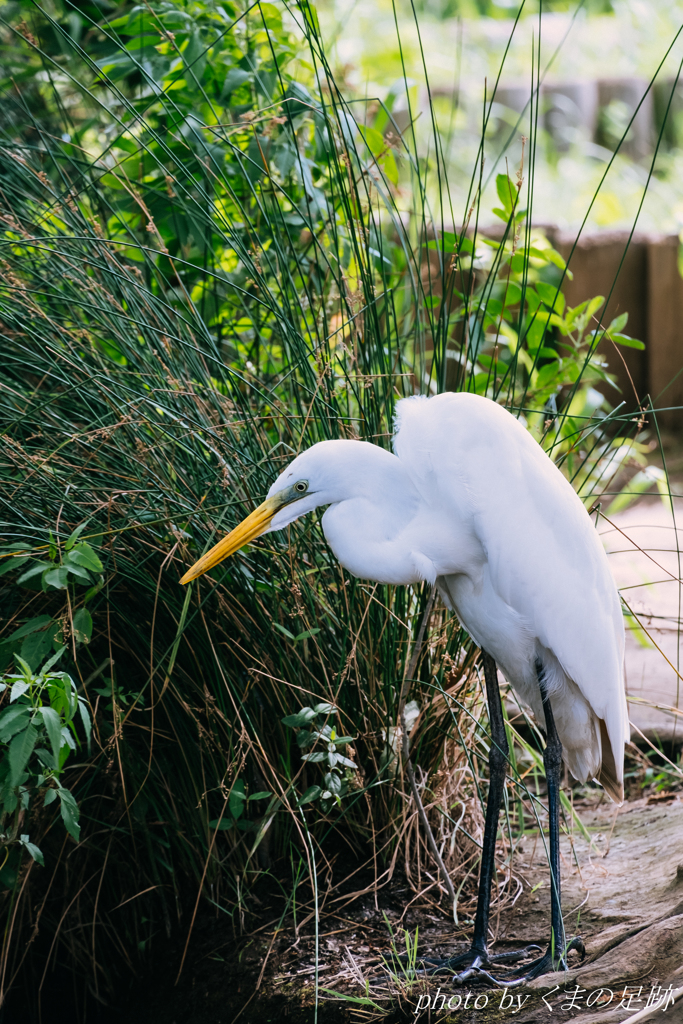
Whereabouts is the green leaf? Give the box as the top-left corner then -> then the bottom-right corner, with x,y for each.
608,312 -> 628,334
82,579 -> 104,605
380,148 -> 398,186
320,988 -> 385,1010
221,67 -> 251,99
537,347 -> 560,360
43,567 -> 70,590
295,627 -> 321,641
37,749 -> 57,771
72,608 -> 93,644
655,475 -> 674,516
495,173 -> 517,216
228,779 -> 245,820
9,679 -> 30,702
13,655 -> 33,677
606,467 -> 663,515
259,2 -> 282,29
63,557 -> 92,583
548,313 -> 570,335
60,726 -> 76,755
68,543 -> 103,573
19,835 -> 44,867
301,751 -> 326,762
335,754 -> 357,768
64,522 -> 90,550
359,125 -> 385,158
565,298 -> 590,323
585,295 -> 605,320
37,706 -> 63,767
535,282 -> 564,313
0,706 -> 31,742
7,616 -> 52,641
323,771 -> 343,795
282,708 -> 317,728
610,333 -> 645,350
302,1 -> 320,34
0,555 -> 30,577
57,786 -> 81,841
273,622 -> 295,640
41,647 -> 65,674
78,700 -> 92,750
427,232 -> 473,255
20,629 -> 53,671
208,817 -> 235,830
9,724 -> 38,787
313,702 -> 335,715
528,246 -> 568,272
503,281 -> 523,307
247,791 -> 270,801
534,362 -> 561,391
296,785 -> 321,806
44,788 -> 58,806
17,562 -> 52,584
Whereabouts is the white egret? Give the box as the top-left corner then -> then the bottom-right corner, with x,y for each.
180,392 -> 628,983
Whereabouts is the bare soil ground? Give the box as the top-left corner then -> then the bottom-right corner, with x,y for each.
97,792 -> 683,1024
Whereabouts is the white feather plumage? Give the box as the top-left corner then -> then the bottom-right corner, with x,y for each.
266,391 -> 628,799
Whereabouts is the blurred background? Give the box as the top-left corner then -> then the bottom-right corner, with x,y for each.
324,0 -> 683,233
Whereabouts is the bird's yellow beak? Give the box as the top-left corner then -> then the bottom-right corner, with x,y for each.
180,495 -> 282,585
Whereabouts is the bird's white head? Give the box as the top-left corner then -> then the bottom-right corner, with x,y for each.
179,439 -> 404,584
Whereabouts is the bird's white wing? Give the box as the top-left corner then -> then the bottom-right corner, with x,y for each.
394,393 -> 628,781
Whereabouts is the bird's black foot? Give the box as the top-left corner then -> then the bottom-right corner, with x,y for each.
412,936 -> 584,986
492,935 -> 585,985
414,944 -> 542,980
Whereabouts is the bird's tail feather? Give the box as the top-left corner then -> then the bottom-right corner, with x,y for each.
597,717 -> 624,804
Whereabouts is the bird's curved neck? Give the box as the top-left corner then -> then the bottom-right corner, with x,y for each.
319,455 -> 433,584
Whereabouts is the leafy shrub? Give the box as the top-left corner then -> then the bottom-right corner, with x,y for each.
282,702 -> 357,810
0,651 -> 90,882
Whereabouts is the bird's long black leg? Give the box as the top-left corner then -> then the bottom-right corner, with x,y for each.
420,657 -> 585,985
478,660 -> 583,984
419,651 -> 541,978
538,660 -> 566,968
469,648 -> 509,957
415,650 -> 507,972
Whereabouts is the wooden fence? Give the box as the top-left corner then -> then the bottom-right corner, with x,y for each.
550,230 -> 683,430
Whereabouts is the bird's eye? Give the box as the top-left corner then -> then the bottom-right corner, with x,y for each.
295,481 -> 307,493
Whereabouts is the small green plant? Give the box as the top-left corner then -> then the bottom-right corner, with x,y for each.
282,703 -> 357,811
207,778 -> 271,834
640,763 -> 683,794
381,912 -> 420,986
0,523 -> 103,672
0,650 -> 91,876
